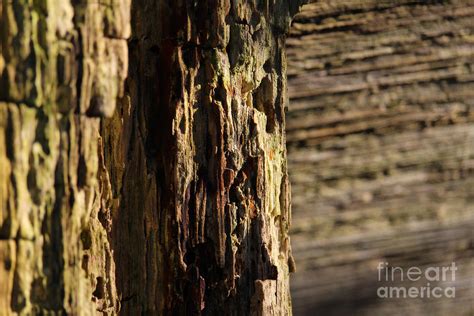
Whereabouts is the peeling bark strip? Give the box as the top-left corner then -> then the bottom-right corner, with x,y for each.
1,0 -> 305,315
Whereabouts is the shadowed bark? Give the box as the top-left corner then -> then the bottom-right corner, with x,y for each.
103,0 -> 307,314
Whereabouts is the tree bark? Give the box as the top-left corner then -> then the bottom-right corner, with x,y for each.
1,0 -> 304,315
103,0 -> 306,314
0,0 -> 129,314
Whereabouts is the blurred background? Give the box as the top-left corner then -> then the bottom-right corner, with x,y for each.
286,1 -> 474,315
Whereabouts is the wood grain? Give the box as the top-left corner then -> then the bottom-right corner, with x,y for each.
287,1 -> 474,315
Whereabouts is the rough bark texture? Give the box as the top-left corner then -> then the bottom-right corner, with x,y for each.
0,0 -> 129,314
287,1 -> 474,315
103,1 -> 305,314
1,0 -> 304,315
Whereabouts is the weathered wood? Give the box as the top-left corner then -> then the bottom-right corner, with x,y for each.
101,1 -> 306,314
287,1 -> 474,315
0,0 -> 129,314
1,0 -> 307,315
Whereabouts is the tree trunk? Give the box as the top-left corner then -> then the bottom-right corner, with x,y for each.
103,1 -> 308,314
0,0 -> 304,314
0,0 -> 129,314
